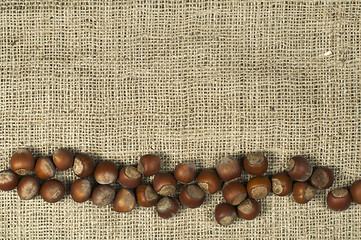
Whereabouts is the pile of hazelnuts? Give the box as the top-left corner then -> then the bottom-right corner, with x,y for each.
1,150 -> 361,226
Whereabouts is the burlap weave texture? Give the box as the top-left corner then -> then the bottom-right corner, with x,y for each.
0,0 -> 360,239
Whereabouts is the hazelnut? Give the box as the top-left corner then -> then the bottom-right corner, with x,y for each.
237,198 -> 260,220
17,176 -> 40,200
10,149 -> 35,175
286,156 -> 313,182
222,180 -> 247,205
40,179 -> 65,203
179,184 -> 205,208
350,180 -> 361,204
73,154 -> 96,178
214,203 -> 237,226
0,169 -> 19,191
118,166 -> 142,188
243,153 -> 268,176
174,162 -> 196,184
246,176 -> 271,200
153,173 -> 177,196
309,167 -> 334,190
292,182 -> 315,204
35,157 -> 56,179
53,149 -> 74,170
70,179 -> 92,203
137,154 -> 161,176
94,161 -> 118,185
216,156 -> 242,182
327,188 -> 351,211
196,169 -> 221,194
136,184 -> 158,207
271,172 -> 293,196
91,184 -> 116,207
113,188 -> 136,212
156,197 -> 179,219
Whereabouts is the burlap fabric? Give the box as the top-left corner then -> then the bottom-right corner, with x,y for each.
1,0 -> 360,239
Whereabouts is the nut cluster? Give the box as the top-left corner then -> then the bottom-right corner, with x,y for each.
0,149 -> 360,226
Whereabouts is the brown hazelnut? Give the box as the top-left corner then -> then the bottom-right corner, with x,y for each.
179,184 -> 205,208
216,156 -> 242,182
222,180 -> 247,205
91,184 -> 116,207
136,184 -> 158,207
350,180 -> 361,204
118,166 -> 142,188
327,188 -> 352,211
286,156 -> 313,182
137,154 -> 161,176
70,179 -> 92,203
35,157 -> 56,179
113,188 -> 136,212
174,162 -> 196,184
10,149 -> 35,175
243,153 -> 268,176
196,169 -> 221,194
153,173 -> 177,196
156,197 -> 179,219
53,149 -> 74,170
292,182 -> 315,204
246,176 -> 271,200
237,198 -> 260,220
214,203 -> 237,226
40,179 -> 65,203
73,154 -> 96,178
309,167 -> 334,189
17,176 -> 40,200
0,169 -> 19,191
94,161 -> 118,185
271,172 -> 293,196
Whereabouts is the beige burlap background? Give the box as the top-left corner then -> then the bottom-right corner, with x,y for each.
0,0 -> 360,239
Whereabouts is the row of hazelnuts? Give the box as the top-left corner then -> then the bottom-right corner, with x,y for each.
1,150 -> 361,226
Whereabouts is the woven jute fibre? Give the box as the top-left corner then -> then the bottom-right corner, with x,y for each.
0,1 -> 360,239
